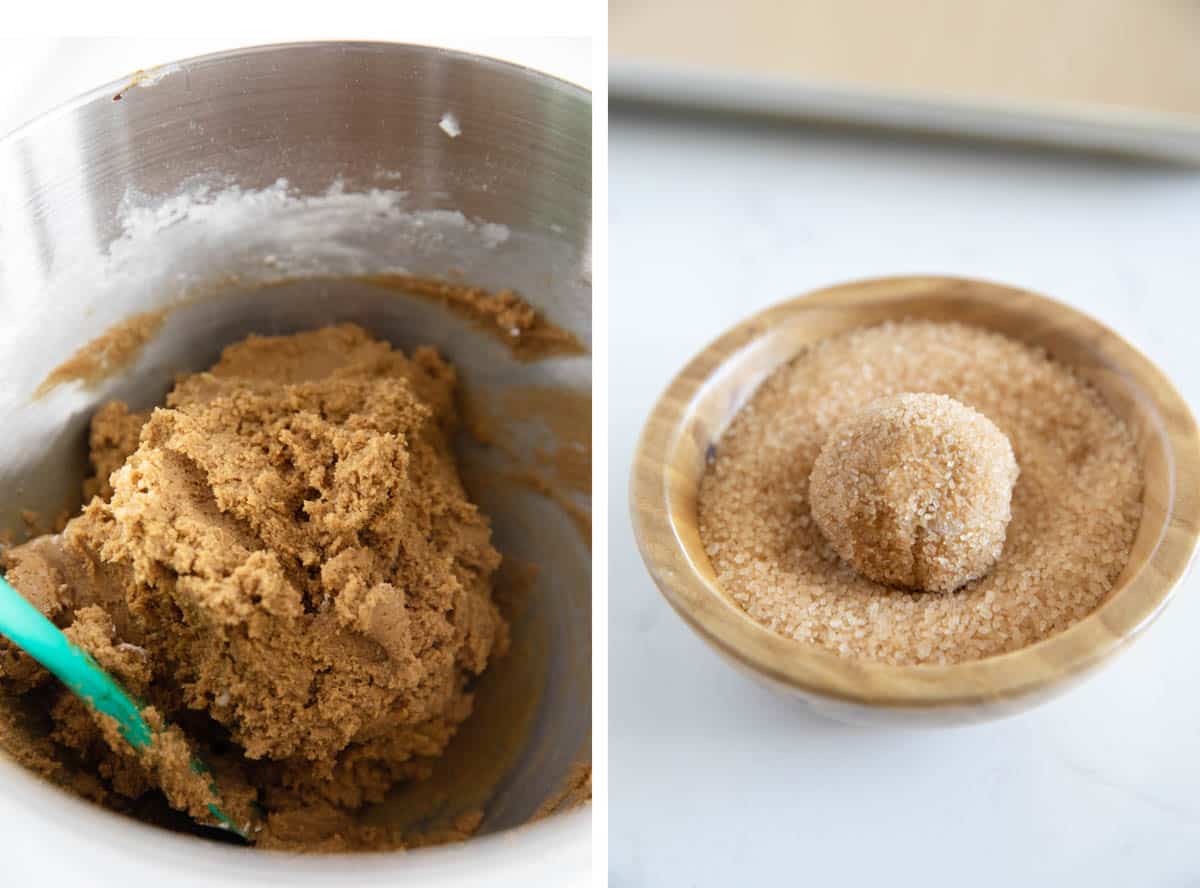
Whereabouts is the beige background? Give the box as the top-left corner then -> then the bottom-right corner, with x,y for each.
611,0 -> 1200,118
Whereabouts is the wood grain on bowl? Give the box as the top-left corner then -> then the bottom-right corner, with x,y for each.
630,276 -> 1200,725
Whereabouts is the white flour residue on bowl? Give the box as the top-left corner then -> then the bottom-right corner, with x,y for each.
111,63 -> 184,101
133,63 -> 181,89
479,223 -> 510,248
107,177 -> 511,277
22,176 -> 517,401
439,112 -> 462,138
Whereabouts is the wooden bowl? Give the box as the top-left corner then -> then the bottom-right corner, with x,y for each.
630,276 -> 1200,725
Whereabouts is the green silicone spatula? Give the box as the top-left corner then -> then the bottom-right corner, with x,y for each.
0,573 -> 249,839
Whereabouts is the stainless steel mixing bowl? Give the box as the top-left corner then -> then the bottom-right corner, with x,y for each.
0,42 -> 590,881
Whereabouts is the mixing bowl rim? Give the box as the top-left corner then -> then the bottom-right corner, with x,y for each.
0,39 -> 590,147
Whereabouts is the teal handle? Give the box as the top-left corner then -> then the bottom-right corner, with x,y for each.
0,574 -> 151,747
0,573 -> 247,838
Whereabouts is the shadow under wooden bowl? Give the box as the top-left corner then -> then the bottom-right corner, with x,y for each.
630,276 -> 1200,725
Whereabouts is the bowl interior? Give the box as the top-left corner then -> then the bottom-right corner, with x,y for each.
633,276 -> 1199,722
0,42 -> 590,845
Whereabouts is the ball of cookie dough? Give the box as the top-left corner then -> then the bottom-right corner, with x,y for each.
809,392 -> 1019,593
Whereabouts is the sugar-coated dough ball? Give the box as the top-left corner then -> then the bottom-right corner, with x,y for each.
809,393 -> 1019,593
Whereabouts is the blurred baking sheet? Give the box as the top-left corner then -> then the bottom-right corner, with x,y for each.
610,0 -> 1200,162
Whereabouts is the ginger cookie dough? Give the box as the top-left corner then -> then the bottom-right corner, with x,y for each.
0,324 -> 507,849
809,392 -> 1019,593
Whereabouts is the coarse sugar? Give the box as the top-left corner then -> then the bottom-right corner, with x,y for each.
697,320 -> 1143,665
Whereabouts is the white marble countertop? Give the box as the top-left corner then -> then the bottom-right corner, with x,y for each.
609,106 -> 1200,887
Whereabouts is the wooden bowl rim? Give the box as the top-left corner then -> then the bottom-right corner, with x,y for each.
630,275 -> 1200,709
